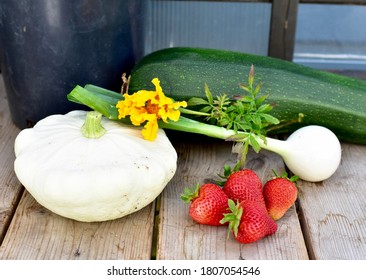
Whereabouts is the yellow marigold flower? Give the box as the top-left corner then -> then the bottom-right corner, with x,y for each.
116,78 -> 187,141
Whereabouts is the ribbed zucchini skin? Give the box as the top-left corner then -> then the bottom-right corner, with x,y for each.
128,47 -> 366,144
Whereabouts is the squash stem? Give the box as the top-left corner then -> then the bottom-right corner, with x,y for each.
81,111 -> 106,138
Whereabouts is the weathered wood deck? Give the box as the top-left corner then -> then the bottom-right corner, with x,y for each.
1,73 -> 366,260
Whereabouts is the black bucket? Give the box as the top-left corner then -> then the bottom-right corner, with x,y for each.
0,0 -> 144,128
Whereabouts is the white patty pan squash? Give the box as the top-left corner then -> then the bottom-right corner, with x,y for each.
14,110 -> 177,222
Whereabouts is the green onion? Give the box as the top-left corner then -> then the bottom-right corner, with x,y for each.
67,82 -> 341,182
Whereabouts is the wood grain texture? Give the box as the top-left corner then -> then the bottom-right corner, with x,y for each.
0,75 -> 22,243
0,191 -> 155,260
157,141 -> 309,260
298,143 -> 366,260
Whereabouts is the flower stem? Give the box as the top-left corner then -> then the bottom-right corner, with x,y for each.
81,111 -> 106,138
158,116 -> 239,140
179,107 -> 210,117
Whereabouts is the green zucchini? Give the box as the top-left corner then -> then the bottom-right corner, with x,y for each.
128,47 -> 366,144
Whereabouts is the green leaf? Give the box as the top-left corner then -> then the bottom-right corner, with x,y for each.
248,64 -> 255,88
239,83 -> 250,93
249,134 -> 261,153
239,140 -> 249,168
255,93 -> 269,106
221,199 -> 243,237
252,114 -> 262,127
180,183 -> 200,203
290,175 -> 300,182
218,118 -> 230,127
228,199 -> 237,212
260,113 -> 280,125
237,123 -> 252,132
259,134 -> 267,145
253,82 -> 263,97
226,133 -> 249,142
241,95 -> 253,103
204,83 -> 214,104
225,122 -> 233,130
223,165 -> 232,177
187,97 -> 209,106
257,104 -> 271,113
200,105 -> 213,113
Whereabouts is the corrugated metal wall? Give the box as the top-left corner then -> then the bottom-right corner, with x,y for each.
141,1 -> 271,57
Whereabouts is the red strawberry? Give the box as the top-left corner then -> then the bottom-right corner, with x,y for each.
263,171 -> 299,221
223,169 -> 265,206
181,183 -> 229,226
221,199 -> 277,244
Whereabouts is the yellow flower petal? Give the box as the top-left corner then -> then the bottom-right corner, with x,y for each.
115,78 -> 187,140
167,109 -> 181,122
142,117 -> 159,141
130,108 -> 149,126
134,90 -> 156,106
171,101 -> 187,109
152,78 -> 163,95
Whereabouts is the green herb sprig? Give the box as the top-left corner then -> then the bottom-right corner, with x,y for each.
187,65 -> 280,167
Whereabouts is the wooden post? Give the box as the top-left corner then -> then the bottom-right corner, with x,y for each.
269,0 -> 299,60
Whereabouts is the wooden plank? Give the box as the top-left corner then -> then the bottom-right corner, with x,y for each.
269,0 -> 299,61
0,74 -> 23,243
157,141 -> 309,260
298,143 -> 366,260
0,191 -> 155,259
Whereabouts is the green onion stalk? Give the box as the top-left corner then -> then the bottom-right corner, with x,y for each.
68,84 -> 275,168
68,84 -> 239,140
67,83 -> 342,182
